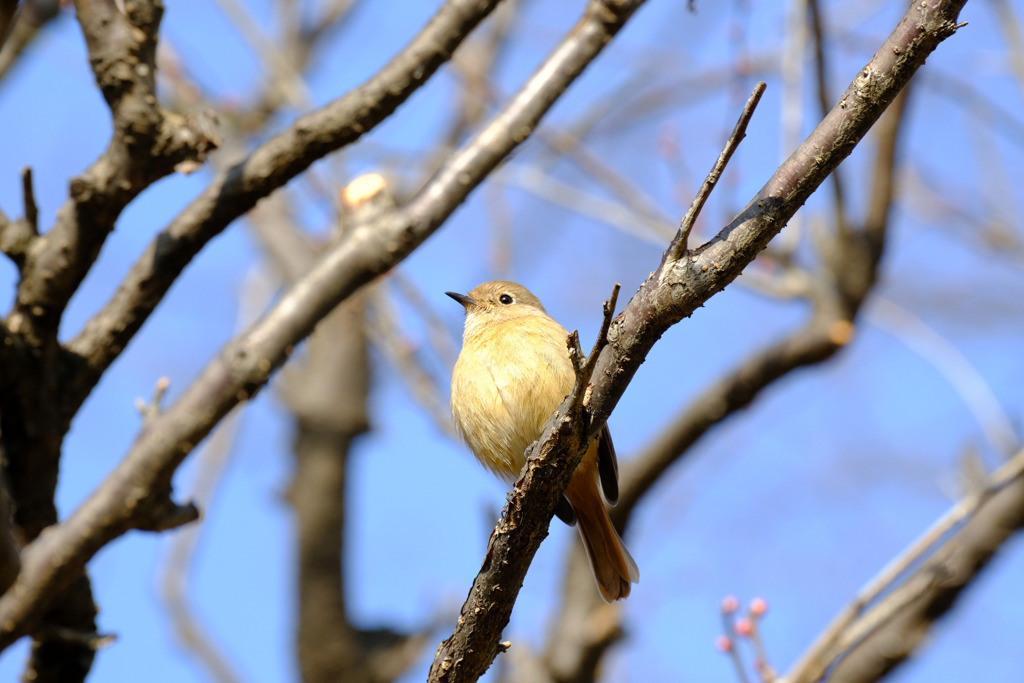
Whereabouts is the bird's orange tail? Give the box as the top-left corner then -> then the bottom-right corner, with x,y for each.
567,471 -> 639,602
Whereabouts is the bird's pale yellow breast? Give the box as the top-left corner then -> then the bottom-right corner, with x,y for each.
451,311 -> 575,483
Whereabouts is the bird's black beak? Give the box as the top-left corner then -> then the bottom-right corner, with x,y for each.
446,291 -> 476,307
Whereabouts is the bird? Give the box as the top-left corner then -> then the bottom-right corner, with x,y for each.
447,280 -> 638,602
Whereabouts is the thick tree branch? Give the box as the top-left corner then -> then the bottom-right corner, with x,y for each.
0,0 -> 645,653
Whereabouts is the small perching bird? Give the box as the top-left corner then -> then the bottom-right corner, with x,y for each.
448,281 -> 638,602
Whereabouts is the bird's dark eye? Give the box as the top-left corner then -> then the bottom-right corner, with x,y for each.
499,294 -> 513,305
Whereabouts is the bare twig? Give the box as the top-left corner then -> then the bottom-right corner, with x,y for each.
580,283 -> 620,394
301,0 -> 362,46
778,0 -> 808,257
537,126 -> 675,240
670,80 -> 766,258
990,0 -> 1024,97
247,195 -> 320,283
390,272 -> 461,369
496,163 -> 671,243
212,0 -> 311,110
442,0 -> 518,150
0,168 -> 37,267
365,287 -> 459,439
134,377 -> 171,429
20,167 -> 36,234
0,0 -> 61,82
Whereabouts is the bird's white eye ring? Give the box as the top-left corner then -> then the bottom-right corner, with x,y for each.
499,294 -> 513,305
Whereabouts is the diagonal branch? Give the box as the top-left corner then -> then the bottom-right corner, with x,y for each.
538,81 -> 913,683
580,2 -> 963,437
433,2 -> 965,681
541,70 -> 918,683
0,0 -> 60,83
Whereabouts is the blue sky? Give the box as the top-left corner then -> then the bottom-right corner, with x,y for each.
2,1 -> 1024,681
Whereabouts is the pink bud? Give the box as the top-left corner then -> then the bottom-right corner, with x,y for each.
750,597 -> 767,616
735,617 -> 753,636
721,595 -> 739,613
715,635 -> 734,652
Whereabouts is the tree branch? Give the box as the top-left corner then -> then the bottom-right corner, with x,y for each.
0,167 -> 37,269
432,2 -> 964,680
582,0 -> 963,439
671,81 -> 765,258
537,81 -> 913,683
537,69 -> 924,683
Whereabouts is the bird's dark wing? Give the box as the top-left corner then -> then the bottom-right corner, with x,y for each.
597,423 -> 619,506
555,494 -> 576,526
